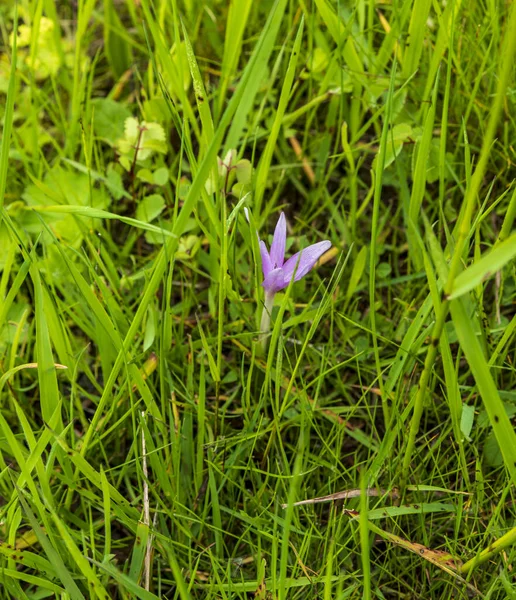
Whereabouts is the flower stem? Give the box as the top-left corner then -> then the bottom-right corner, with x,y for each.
259,292 -> 275,352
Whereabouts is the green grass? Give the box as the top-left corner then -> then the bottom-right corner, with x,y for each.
0,0 -> 515,598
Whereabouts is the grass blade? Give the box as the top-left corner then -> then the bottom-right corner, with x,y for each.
449,297 -> 516,484
448,232 -> 516,299
16,489 -> 85,600
0,6 -> 17,213
30,266 -> 62,429
254,17 -> 304,214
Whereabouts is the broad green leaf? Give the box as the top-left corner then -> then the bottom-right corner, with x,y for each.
137,168 -> 154,184
92,98 -> 132,145
381,123 -> 413,169
235,159 -> 252,185
117,118 -> 167,162
136,194 -> 165,223
64,158 -> 131,199
22,166 -> 110,245
153,167 -> 169,186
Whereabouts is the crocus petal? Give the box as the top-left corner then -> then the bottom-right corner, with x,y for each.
259,240 -> 272,278
262,268 -> 285,294
269,212 -> 286,268
282,240 -> 332,286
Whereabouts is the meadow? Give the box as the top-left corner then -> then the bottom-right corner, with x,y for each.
0,0 -> 515,598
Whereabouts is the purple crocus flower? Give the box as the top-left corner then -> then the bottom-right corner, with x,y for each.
260,212 -> 331,294
259,212 -> 331,342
